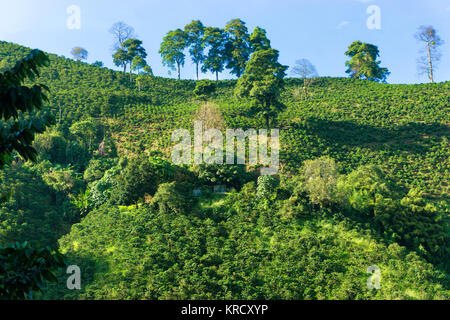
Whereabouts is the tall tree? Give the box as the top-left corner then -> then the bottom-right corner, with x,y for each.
224,19 -> 251,78
415,26 -> 443,83
249,26 -> 271,52
112,48 -> 128,73
124,39 -> 147,77
131,56 -> 150,91
291,59 -> 318,100
109,21 -> 136,49
184,20 -> 206,80
159,29 -> 187,80
345,41 -> 390,82
202,27 -> 227,81
70,47 -> 88,61
235,49 -> 288,129
113,38 -> 147,73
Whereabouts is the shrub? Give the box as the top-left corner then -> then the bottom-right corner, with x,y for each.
196,164 -> 249,189
151,182 -> 195,215
302,156 -> 340,207
336,164 -> 393,215
111,155 -> 175,205
194,79 -> 216,101
256,175 -> 279,199
194,102 -> 225,130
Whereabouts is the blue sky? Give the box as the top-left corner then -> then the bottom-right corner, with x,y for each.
0,0 -> 449,83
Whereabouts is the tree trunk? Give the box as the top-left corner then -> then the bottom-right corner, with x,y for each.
216,71 -> 218,81
265,115 -> 270,130
427,40 -> 434,83
177,62 -> 180,80
196,63 -> 199,80
123,64 -> 126,73
303,77 -> 308,100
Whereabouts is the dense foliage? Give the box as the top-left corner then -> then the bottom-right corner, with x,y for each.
0,241 -> 65,299
0,41 -> 448,300
159,19 -> 272,81
345,41 -> 390,82
45,174 -> 449,299
0,49 -> 54,168
0,50 -> 65,299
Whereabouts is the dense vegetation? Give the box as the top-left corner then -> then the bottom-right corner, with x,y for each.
0,41 -> 448,300
0,49 -> 65,299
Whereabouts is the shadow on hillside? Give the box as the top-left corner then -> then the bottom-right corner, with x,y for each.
290,118 -> 449,154
40,254 -> 110,300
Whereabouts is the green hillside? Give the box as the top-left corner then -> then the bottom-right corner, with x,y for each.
0,41 -> 448,299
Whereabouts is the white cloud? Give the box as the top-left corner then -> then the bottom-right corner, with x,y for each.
337,21 -> 350,29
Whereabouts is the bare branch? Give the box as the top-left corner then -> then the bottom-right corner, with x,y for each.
109,22 -> 136,49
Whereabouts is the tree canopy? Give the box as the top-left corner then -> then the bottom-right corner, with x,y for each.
159,29 -> 187,80
224,19 -> 251,78
236,48 -> 288,128
249,27 -> 271,52
0,49 -> 66,299
113,38 -> 147,74
202,27 -> 228,81
184,20 -> 206,80
345,41 -> 390,82
70,47 -> 88,61
0,49 -> 54,168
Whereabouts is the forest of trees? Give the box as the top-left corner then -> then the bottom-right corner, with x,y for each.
0,16 -> 448,300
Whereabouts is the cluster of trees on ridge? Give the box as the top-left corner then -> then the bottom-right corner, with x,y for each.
159,19 -> 272,80
69,21 -> 445,84
72,18 -> 436,131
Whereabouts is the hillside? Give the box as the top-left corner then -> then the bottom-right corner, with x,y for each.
1,41 -> 448,199
0,41 -> 449,299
